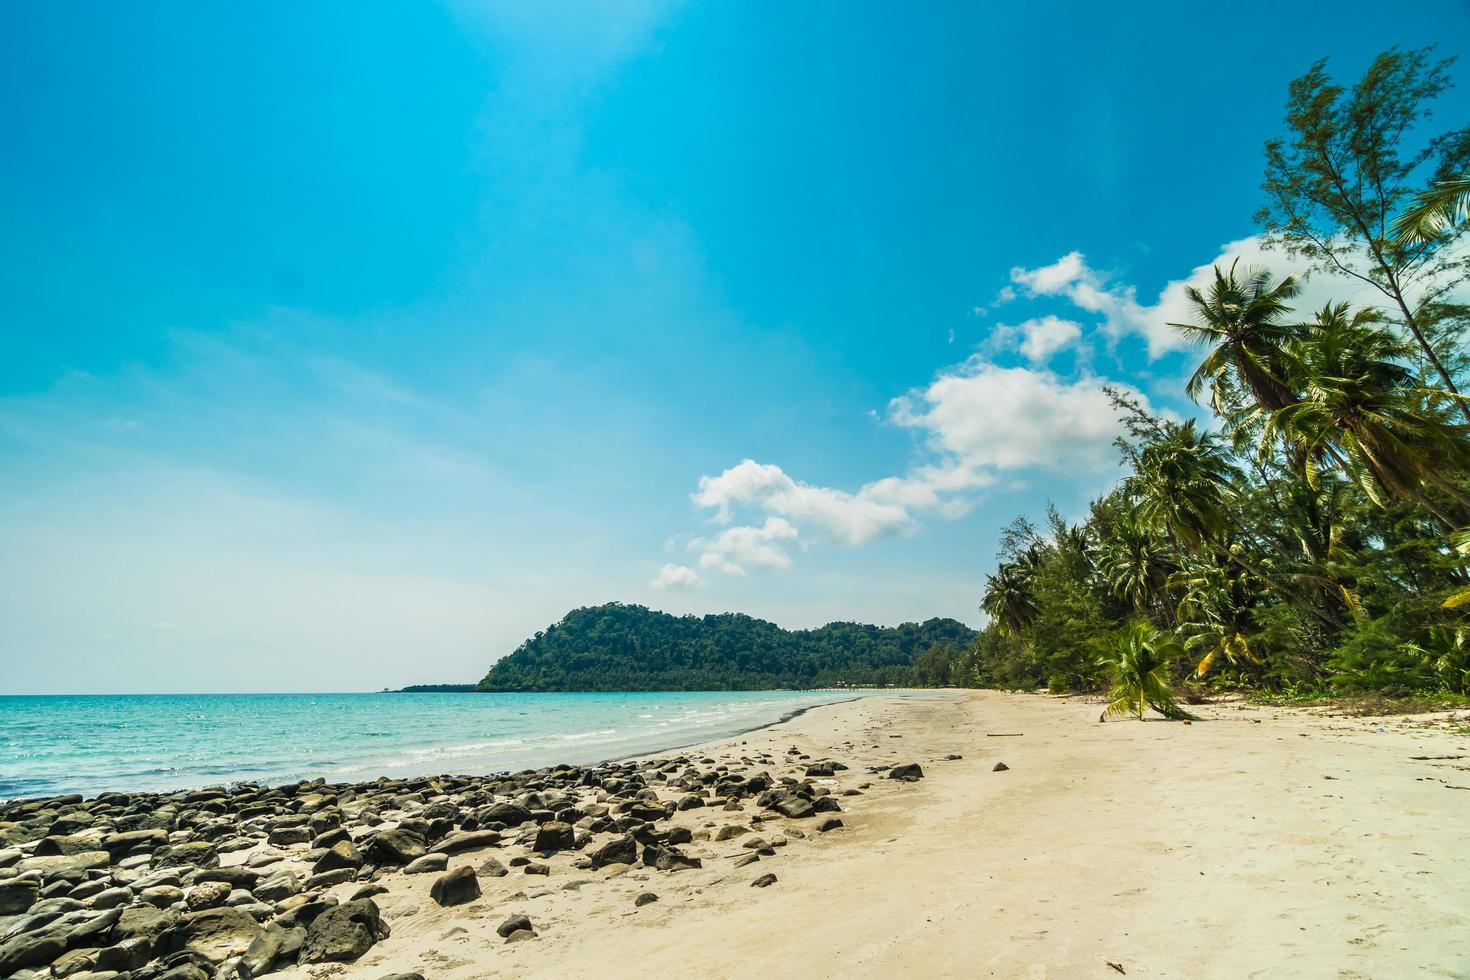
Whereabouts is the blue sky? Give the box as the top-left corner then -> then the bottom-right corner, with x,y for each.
3,1 -> 1467,692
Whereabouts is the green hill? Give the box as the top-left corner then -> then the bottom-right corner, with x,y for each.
475,602 -> 975,692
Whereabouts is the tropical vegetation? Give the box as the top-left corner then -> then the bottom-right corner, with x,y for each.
476,602 -> 974,691
962,47 -> 1470,705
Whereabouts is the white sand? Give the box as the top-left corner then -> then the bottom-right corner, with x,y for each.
274,691 -> 1470,979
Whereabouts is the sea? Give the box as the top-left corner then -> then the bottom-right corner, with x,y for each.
0,690 -> 878,801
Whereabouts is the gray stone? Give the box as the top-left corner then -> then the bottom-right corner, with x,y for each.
495,913 -> 532,939
403,853 -> 448,875
298,898 -> 388,964
429,865 -> 480,907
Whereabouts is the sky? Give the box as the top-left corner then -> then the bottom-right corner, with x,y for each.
3,1 -> 1468,693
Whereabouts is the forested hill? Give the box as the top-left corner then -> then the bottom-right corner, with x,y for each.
475,603 -> 975,691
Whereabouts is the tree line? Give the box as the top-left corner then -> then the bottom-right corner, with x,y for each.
968,48 -> 1470,701
475,602 -> 975,692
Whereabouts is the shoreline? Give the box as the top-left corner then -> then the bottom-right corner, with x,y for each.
3,691 -> 1467,978
2,689 -> 925,804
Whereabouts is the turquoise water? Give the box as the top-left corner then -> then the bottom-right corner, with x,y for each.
0,690 -> 871,800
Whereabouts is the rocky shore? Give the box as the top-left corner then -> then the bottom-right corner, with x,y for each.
0,735 -> 925,980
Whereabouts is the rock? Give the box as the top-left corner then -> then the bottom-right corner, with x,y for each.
715,825 -> 749,842
101,829 -> 168,860
992,762 -> 1009,772
376,975 -> 426,980
634,892 -> 659,907
306,867 -> 356,889
87,887 -> 132,910
477,856 -> 509,878
805,762 -> 836,777
533,821 -> 575,852
496,913 -> 533,939
312,840 -> 363,874
363,828 -> 426,866
18,851 -> 111,877
816,817 -> 843,833
0,927 -> 66,974
156,841 -> 218,870
773,797 -> 815,819
428,830 -> 501,855
252,872 -> 300,903
185,881 -> 231,911
266,826 -> 312,847
888,764 -> 924,782
732,853 -> 760,868
111,904 -> 179,947
588,834 -> 638,869
647,845 -> 701,872
34,834 -> 104,857
0,878 -> 39,914
429,866 -> 480,907
298,898 -> 388,964
169,906 -> 264,964
404,853 -> 448,875
480,802 -> 533,827
751,873 -> 777,888
49,946 -> 101,977
240,922 -> 306,977
505,928 -> 535,943
140,884 -> 185,907
523,863 -> 549,876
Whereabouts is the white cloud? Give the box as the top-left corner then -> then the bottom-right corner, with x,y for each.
1006,236 -> 1418,361
677,359 -> 1148,579
689,516 -> 801,576
890,358 -> 1138,473
693,461 -> 911,545
650,562 -> 698,590
985,315 -> 1085,365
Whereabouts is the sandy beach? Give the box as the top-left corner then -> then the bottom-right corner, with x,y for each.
6,690 -> 1470,980
291,691 -> 1470,979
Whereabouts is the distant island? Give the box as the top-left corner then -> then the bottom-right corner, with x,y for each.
447,602 -> 974,692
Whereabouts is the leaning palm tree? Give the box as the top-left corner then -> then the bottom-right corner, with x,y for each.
981,562 -> 1038,638
1392,175 -> 1470,246
1266,303 -> 1470,527
1171,560 -> 1257,678
1170,261 -> 1304,415
1096,621 -> 1196,721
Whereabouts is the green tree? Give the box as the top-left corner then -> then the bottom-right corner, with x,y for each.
1097,622 -> 1196,721
1258,47 -> 1470,422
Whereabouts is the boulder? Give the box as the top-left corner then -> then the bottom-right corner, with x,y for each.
816,817 -> 843,833
634,892 -> 659,907
429,866 -> 480,907
0,926 -> 67,974
428,830 -> 501,855
992,762 -> 1009,772
169,906 -> 264,964
495,913 -> 533,939
252,872 -> 300,903
240,922 -> 306,977
312,840 -> 362,874
298,898 -> 388,964
476,856 -> 509,878
532,821 -> 575,852
18,851 -> 111,878
888,764 -> 924,782
479,802 -> 533,827
751,873 -> 777,888
363,828 -> 426,866
588,834 -> 638,869
403,853 -> 448,875
0,877 -> 39,914
111,904 -> 179,948
185,881 -> 231,911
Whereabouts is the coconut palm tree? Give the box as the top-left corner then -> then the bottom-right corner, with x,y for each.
1266,303 -> 1470,527
1171,560 -> 1258,678
1392,175 -> 1470,246
1096,621 -> 1196,721
1171,261 -> 1305,415
981,562 -> 1038,638
1125,420 -> 1235,552
1096,512 -> 1174,616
